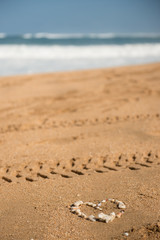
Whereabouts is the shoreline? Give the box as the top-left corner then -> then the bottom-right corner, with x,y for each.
0,62 -> 160,239
0,62 -> 160,78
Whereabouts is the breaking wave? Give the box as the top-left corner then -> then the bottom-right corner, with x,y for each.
0,44 -> 160,59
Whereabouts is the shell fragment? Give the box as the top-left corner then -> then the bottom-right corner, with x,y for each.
117,201 -> 126,209
98,212 -> 115,223
88,215 -> 96,222
73,200 -> 83,207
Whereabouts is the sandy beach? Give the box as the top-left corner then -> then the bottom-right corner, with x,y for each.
0,63 -> 160,240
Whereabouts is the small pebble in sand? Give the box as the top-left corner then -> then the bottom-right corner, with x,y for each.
123,232 -> 129,236
116,211 -> 124,218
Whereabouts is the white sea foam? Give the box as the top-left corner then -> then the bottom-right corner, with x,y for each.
0,43 -> 160,76
22,33 -> 33,39
29,32 -> 160,39
1,32 -> 160,40
0,33 -> 6,38
33,33 -> 117,39
0,44 -> 160,59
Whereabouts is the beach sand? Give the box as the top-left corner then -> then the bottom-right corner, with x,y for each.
0,63 -> 160,240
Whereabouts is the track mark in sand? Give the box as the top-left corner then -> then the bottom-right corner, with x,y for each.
71,170 -> 84,175
0,113 -> 160,134
103,166 -> 118,171
6,168 -> 10,173
2,176 -> 12,183
0,150 -> 159,184
138,193 -> 156,199
50,170 -> 57,175
95,169 -> 106,173
16,173 -> 22,178
70,157 -> 77,167
61,174 -> 72,178
88,158 -> 92,163
82,164 -> 90,170
37,173 -> 49,179
135,163 -> 151,168
25,177 -> 34,182
50,169 -> 72,178
128,167 -> 140,171
56,162 -> 60,167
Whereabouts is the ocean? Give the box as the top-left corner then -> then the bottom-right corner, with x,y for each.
0,33 -> 160,76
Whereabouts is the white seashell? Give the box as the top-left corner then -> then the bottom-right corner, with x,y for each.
108,212 -> 116,222
86,202 -> 97,207
105,213 -> 115,223
96,207 -> 102,211
98,212 -> 115,223
117,202 -> 126,209
97,202 -> 101,207
108,198 -> 115,203
88,215 -> 96,222
70,207 -> 78,213
101,200 -> 106,203
75,209 -> 81,215
74,200 -> 83,207
124,232 -> 129,237
85,202 -> 93,206
80,212 -> 87,218
92,203 -> 97,207
98,213 -> 107,221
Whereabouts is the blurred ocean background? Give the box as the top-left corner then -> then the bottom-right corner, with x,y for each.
0,32 -> 160,76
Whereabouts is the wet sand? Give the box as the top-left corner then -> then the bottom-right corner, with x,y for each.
0,63 -> 160,239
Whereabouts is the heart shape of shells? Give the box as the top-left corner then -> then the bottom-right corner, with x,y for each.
70,198 -> 126,223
